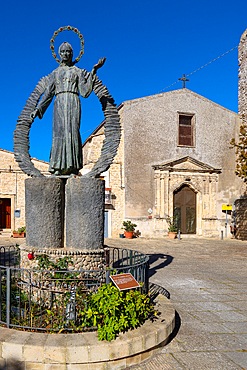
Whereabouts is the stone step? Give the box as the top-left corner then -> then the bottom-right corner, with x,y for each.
0,230 -> 12,237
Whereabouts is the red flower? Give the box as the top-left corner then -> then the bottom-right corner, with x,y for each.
28,252 -> 34,260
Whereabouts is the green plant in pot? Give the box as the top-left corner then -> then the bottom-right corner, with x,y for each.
166,216 -> 178,238
122,220 -> 137,239
13,226 -> 26,237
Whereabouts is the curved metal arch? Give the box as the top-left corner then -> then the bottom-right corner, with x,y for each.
14,74 -> 121,178
83,73 -> 121,178
14,76 -> 49,177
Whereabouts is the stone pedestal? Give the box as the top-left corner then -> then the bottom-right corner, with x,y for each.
25,177 -> 65,248
25,176 -> 105,251
65,177 -> 105,249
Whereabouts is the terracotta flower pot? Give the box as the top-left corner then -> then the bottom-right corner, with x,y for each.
168,231 -> 177,239
124,231 -> 134,239
13,232 -> 26,238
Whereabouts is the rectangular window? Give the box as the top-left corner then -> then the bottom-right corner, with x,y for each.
178,114 -> 194,147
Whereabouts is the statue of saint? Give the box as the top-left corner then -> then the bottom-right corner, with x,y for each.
31,41 -> 105,176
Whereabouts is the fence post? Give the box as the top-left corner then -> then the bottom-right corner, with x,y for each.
144,258 -> 150,294
104,248 -> 110,268
130,250 -> 133,266
104,248 -> 111,284
6,268 -> 10,328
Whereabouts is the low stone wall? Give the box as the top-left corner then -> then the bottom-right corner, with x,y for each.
0,294 -> 175,369
20,244 -> 105,271
235,198 -> 247,240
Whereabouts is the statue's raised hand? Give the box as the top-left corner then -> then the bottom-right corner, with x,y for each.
92,57 -> 106,74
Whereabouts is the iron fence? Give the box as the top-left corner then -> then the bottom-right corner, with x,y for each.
0,265 -> 102,331
105,247 -> 149,293
0,245 -> 149,332
0,245 -> 19,267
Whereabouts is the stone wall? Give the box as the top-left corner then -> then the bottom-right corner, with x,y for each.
20,245 -> 105,271
234,30 -> 247,240
239,29 -> 247,120
0,149 -> 49,233
121,90 -> 243,237
235,198 -> 247,240
123,89 -> 240,217
83,126 -> 105,166
83,122 -> 125,238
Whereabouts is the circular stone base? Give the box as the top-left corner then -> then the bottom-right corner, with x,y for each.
19,244 -> 106,271
0,295 -> 175,369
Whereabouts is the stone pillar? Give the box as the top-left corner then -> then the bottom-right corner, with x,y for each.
160,173 -> 165,217
163,171 -> 169,217
210,176 -> 218,218
235,198 -> 247,240
65,177 -> 105,249
239,29 -> 247,120
25,177 -> 65,248
154,171 -> 160,216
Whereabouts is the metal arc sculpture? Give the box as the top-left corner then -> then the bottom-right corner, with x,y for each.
14,72 -> 121,178
14,25 -> 121,178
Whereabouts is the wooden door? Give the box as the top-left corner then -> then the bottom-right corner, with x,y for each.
173,185 -> 196,234
0,199 -> 11,229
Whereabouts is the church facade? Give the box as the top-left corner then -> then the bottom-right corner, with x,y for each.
83,88 -> 244,238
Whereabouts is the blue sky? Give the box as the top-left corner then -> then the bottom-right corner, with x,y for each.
1,0 -> 247,162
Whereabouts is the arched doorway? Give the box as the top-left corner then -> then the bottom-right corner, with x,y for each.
173,185 -> 196,234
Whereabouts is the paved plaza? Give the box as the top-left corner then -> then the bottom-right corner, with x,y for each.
0,235 -> 247,369
105,236 -> 247,370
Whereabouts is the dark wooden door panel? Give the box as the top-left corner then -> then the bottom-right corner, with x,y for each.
174,186 -> 196,234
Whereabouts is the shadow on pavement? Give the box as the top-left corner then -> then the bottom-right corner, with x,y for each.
166,310 -> 181,345
148,253 -> 173,278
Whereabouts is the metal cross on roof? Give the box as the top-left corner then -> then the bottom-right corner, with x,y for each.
178,74 -> 189,88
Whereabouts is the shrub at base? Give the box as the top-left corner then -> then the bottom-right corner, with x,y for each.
79,283 -> 156,341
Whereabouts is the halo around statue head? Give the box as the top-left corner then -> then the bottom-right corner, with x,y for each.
50,25 -> 84,64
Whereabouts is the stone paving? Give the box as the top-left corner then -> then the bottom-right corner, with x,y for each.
105,236 -> 247,370
1,235 -> 247,369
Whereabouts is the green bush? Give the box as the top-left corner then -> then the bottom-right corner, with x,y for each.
5,254 -> 155,340
79,283 -> 155,341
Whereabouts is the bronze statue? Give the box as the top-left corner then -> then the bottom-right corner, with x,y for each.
31,42 -> 105,176
14,26 -> 121,179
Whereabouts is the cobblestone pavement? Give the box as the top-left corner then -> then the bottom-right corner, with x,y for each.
1,236 -> 247,369
105,236 -> 247,370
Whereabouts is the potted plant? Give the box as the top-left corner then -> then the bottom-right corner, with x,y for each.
13,226 -> 26,238
166,217 -> 178,239
122,220 -> 137,239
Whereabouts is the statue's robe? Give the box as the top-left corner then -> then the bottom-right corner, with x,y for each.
36,65 -> 94,175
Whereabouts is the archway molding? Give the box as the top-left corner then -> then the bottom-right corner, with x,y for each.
153,156 -> 221,235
